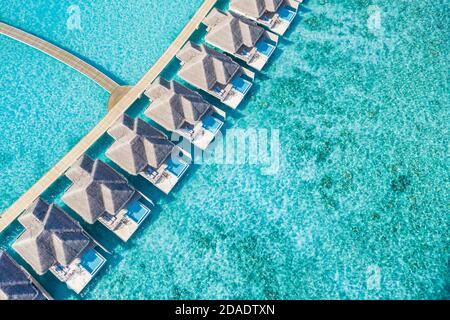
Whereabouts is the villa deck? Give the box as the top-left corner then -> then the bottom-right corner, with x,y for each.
51,247 -> 106,294
140,146 -> 192,194
166,115 -> 224,150
144,78 -> 225,151
223,67 -> 255,109
191,115 -> 224,150
98,193 -> 154,242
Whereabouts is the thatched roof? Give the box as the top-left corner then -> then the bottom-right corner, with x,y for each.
204,8 -> 264,54
0,252 -> 47,300
106,114 -> 175,175
145,78 -> 211,131
176,42 -> 240,90
62,155 -> 136,224
230,0 -> 283,18
12,198 -> 90,276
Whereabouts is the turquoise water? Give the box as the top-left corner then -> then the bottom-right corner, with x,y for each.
1,0 -> 449,300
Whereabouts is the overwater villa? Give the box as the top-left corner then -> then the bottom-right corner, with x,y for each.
106,114 -> 191,193
176,41 -> 255,109
229,0 -> 301,36
0,251 -> 51,300
203,8 -> 279,71
12,198 -> 106,294
62,155 -> 153,242
144,77 -> 224,150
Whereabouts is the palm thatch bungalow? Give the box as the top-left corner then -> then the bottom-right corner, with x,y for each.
176,41 -> 255,109
0,251 -> 51,300
229,0 -> 301,36
203,8 -> 279,71
106,114 -> 191,193
62,155 -> 153,242
144,77 -> 224,150
12,198 -> 106,294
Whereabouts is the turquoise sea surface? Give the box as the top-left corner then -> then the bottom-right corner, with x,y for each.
0,0 -> 448,300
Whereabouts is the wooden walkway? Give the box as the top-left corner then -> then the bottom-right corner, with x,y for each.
0,22 -> 119,93
0,0 -> 218,233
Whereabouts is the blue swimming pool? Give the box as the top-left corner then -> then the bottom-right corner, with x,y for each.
256,40 -> 276,57
279,7 -> 296,22
231,76 -> 252,95
202,115 -> 223,134
127,200 -> 151,225
166,158 -> 189,178
0,0 -> 448,301
80,249 -> 105,275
